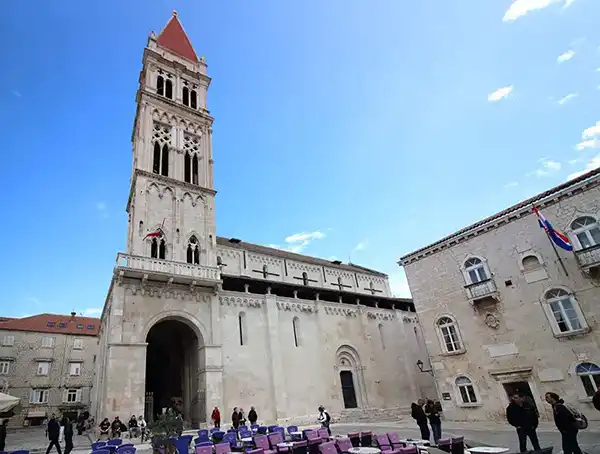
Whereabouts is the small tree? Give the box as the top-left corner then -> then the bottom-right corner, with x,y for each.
147,412 -> 184,454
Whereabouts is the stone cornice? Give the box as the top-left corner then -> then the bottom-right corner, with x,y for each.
276,301 -> 317,313
323,306 -> 358,317
365,310 -> 396,321
126,169 -> 217,213
141,90 -> 213,124
120,280 -> 214,302
219,295 -> 264,308
399,169 -> 600,265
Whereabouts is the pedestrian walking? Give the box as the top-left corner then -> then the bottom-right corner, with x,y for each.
0,419 -> 8,452
46,413 -> 62,454
317,406 -> 331,436
506,393 -> 541,453
248,406 -> 258,426
545,392 -> 584,454
231,407 -> 240,430
425,399 -> 442,445
64,417 -> 74,454
211,406 -> 221,429
411,399 -> 430,441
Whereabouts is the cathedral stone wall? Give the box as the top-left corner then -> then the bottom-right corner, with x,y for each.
401,178 -> 600,422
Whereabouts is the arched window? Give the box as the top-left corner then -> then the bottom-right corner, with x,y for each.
302,272 -> 309,286
182,87 -> 189,107
576,362 -> 600,397
187,236 -> 200,265
455,376 -> 478,404
158,239 -> 166,260
464,257 -> 488,284
151,238 -> 158,258
161,144 -> 169,177
571,216 -> 600,250
522,255 -> 541,271
165,79 -> 173,99
545,288 -> 584,334
190,90 -> 197,109
437,316 -> 463,353
184,152 -> 191,183
153,142 -> 161,174
292,317 -> 300,347
238,312 -> 247,346
192,155 -> 199,185
157,76 -> 164,96
378,323 -> 386,350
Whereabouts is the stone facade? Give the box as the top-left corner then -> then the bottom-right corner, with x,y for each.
0,315 -> 99,428
92,13 -> 436,427
399,170 -> 600,422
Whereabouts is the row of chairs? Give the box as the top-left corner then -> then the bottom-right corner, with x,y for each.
90,439 -> 136,454
0,451 -> 29,454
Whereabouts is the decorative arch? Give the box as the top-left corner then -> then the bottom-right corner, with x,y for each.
142,310 -> 207,345
518,250 -> 545,272
162,186 -> 175,200
335,345 -> 367,409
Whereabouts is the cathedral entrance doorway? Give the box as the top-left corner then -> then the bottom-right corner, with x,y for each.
145,318 -> 202,425
336,345 -> 367,409
340,370 -> 358,409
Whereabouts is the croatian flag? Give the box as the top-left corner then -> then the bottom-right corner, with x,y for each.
532,204 -> 573,251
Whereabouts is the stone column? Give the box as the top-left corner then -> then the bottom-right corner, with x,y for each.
201,345 -> 223,423
265,294 -> 288,420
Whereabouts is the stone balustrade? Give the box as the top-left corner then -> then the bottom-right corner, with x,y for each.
464,278 -> 498,301
575,244 -> 600,270
115,253 -> 221,283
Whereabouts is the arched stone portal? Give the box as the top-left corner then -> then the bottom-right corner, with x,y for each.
336,345 -> 368,409
145,317 -> 204,425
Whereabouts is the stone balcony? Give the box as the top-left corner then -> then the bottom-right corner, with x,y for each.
115,253 -> 221,287
575,244 -> 600,273
464,278 -> 499,304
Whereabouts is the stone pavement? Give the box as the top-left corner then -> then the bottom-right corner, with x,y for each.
6,421 -> 600,453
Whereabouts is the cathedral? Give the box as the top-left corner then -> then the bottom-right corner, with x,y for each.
92,12 -> 435,426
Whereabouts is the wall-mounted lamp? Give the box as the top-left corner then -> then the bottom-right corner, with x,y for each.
416,359 -> 434,376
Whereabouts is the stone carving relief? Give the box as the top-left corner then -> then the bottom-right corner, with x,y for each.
287,261 -> 321,274
217,247 -> 242,260
324,268 -> 354,280
123,284 -> 211,302
403,316 -> 418,324
219,296 -> 264,308
484,312 -> 500,329
276,302 -> 317,313
248,254 -> 282,267
366,311 -> 395,321
356,274 -> 386,286
324,306 -> 357,317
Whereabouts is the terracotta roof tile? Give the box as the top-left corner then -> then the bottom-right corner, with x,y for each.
0,313 -> 100,336
156,12 -> 199,63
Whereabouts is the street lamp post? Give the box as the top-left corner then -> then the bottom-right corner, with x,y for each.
416,359 -> 434,377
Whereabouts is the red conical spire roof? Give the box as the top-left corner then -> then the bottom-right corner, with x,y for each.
156,11 -> 199,63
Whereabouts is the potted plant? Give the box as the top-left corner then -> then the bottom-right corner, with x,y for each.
148,412 -> 184,454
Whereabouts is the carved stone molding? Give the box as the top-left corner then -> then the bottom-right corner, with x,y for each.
324,269 -> 354,280
248,254 -> 282,267
124,284 -> 211,302
403,315 -> 418,324
276,302 -> 317,313
484,312 -> 500,329
219,296 -> 264,308
324,306 -> 357,317
287,261 -> 321,274
366,311 -> 396,321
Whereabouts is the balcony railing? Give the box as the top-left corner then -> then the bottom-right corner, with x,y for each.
115,253 -> 221,283
575,244 -> 600,271
464,278 -> 498,302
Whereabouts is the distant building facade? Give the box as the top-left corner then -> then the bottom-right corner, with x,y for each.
92,12 -> 436,426
0,313 -> 99,427
399,169 -> 600,422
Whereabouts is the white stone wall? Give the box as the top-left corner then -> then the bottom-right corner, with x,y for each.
402,181 -> 600,422
0,329 -> 97,427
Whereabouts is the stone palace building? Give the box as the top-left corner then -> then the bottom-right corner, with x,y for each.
0,313 -> 99,427
91,13 -> 435,426
399,169 -> 600,422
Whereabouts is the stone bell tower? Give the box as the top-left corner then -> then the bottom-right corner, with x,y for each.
127,10 -> 217,267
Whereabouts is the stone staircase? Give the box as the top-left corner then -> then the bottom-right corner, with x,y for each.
335,407 -> 412,423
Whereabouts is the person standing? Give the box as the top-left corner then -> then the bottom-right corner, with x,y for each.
231,407 -> 240,429
425,399 -> 442,445
248,406 -> 258,426
317,406 -> 331,436
211,407 -> 221,428
411,399 -> 430,441
0,419 -> 8,452
138,415 -> 147,442
506,393 -> 541,453
238,408 -> 246,426
64,417 -> 74,454
545,392 -> 583,454
46,414 -> 62,454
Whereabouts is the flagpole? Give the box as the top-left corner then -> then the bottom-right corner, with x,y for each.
544,230 -> 569,277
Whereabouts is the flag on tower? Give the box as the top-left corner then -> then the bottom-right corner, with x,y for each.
532,204 -> 573,251
144,219 -> 165,239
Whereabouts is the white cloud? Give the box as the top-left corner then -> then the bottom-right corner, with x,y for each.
82,307 -> 102,317
557,50 -> 576,63
557,92 -> 578,105
575,139 -> 600,151
504,181 -> 519,188
575,121 -> 600,150
568,155 -> 600,180
488,85 -> 513,102
388,269 -> 412,298
582,121 -> 600,140
503,0 -> 572,22
284,231 -> 325,253
353,240 -> 368,252
12,90 -> 21,98
530,159 -> 562,177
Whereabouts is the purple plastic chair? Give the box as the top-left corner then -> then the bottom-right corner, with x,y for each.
317,428 -> 330,442
347,433 -> 360,448
374,434 -> 402,454
247,449 -> 265,454
268,432 -> 289,452
437,439 -> 451,453
254,435 -> 277,454
318,441 -> 337,454
360,432 -> 372,447
116,446 -> 136,454
196,446 -> 213,454
107,440 -> 123,446
399,446 -> 417,454
92,442 -> 108,451
387,433 -> 405,450
215,442 -> 231,454
451,437 -> 464,454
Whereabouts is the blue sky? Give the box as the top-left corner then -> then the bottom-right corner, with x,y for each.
1,0 -> 599,317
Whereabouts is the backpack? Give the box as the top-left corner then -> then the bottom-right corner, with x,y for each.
565,404 -> 588,430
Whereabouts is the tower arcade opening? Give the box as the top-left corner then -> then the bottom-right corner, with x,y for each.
145,319 -> 203,425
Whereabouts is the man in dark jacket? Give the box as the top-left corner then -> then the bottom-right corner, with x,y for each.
506,393 -> 541,453
46,414 -> 62,454
0,419 -> 7,452
411,399 -> 430,441
63,417 -> 74,454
